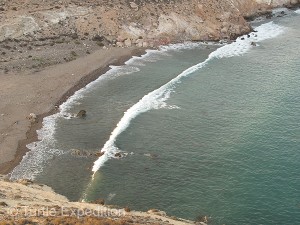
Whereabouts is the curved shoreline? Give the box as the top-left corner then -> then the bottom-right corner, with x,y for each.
0,47 -> 146,175
1,3 -> 299,176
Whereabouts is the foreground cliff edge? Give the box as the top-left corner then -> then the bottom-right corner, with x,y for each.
0,176 -> 198,224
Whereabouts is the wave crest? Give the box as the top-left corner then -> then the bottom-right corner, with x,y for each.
92,22 -> 285,173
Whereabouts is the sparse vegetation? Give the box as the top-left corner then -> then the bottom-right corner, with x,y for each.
195,215 -> 209,224
0,217 -> 134,225
0,201 -> 8,206
96,42 -> 105,47
70,51 -> 78,57
91,198 -> 105,205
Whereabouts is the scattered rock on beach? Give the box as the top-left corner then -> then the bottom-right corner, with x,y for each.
251,42 -> 257,46
26,113 -> 37,123
124,39 -> 132,47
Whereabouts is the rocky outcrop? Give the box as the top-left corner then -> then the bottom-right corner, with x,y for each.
0,175 -> 194,224
0,0 -> 299,46
76,109 -> 86,118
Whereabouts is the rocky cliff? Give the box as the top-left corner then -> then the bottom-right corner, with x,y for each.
0,176 -> 196,224
0,0 -> 299,47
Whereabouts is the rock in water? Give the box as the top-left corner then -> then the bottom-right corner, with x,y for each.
71,149 -> 81,156
95,151 -> 105,157
77,110 -> 86,118
114,152 -> 122,158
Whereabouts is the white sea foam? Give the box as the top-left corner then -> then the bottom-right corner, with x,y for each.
295,9 -> 300,14
92,22 -> 285,173
10,41 -> 206,180
272,7 -> 289,14
10,114 -> 64,180
10,22 -> 284,180
10,55 -> 150,181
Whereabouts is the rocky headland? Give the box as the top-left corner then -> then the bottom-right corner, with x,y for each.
0,175 -> 198,224
1,0 -> 299,74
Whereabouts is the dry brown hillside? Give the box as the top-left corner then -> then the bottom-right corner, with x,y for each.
1,0 -> 298,46
0,0 -> 298,75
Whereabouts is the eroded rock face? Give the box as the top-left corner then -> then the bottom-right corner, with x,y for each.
0,0 -> 297,45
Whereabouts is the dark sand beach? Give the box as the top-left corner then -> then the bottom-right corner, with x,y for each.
0,47 -> 145,174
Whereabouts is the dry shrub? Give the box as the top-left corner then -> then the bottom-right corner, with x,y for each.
92,198 -> 105,205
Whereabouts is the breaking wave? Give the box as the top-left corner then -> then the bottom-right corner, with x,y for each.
92,22 -> 285,173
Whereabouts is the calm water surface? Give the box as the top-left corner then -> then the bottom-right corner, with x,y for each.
12,10 -> 300,225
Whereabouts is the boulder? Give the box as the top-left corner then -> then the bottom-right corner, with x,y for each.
221,27 -> 228,34
142,41 -> 149,48
92,34 -> 104,42
114,152 -> 122,158
116,41 -> 124,47
129,2 -> 139,11
124,39 -> 132,47
77,110 -> 86,118
136,39 -> 143,47
117,36 -> 127,42
95,151 -> 105,157
71,149 -> 81,156
251,42 -> 256,46
26,113 -> 37,123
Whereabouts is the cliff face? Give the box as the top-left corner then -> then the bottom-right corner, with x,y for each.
0,0 -> 299,46
0,176 -> 194,224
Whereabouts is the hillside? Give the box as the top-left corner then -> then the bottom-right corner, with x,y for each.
0,0 -> 299,74
0,175 -> 196,224
1,0 -> 299,44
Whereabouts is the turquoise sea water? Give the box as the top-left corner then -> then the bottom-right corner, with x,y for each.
11,10 -> 300,224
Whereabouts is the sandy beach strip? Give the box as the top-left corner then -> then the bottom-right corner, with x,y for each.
0,47 -> 145,174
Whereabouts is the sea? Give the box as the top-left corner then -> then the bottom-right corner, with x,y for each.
10,8 -> 300,225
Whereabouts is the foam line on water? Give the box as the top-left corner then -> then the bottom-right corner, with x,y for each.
9,41 -> 208,180
10,114 -> 64,180
9,52 -> 166,181
11,66 -> 141,180
295,9 -> 300,14
92,22 -> 284,173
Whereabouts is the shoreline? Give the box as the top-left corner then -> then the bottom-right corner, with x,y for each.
2,6 -> 299,175
0,47 -> 146,175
